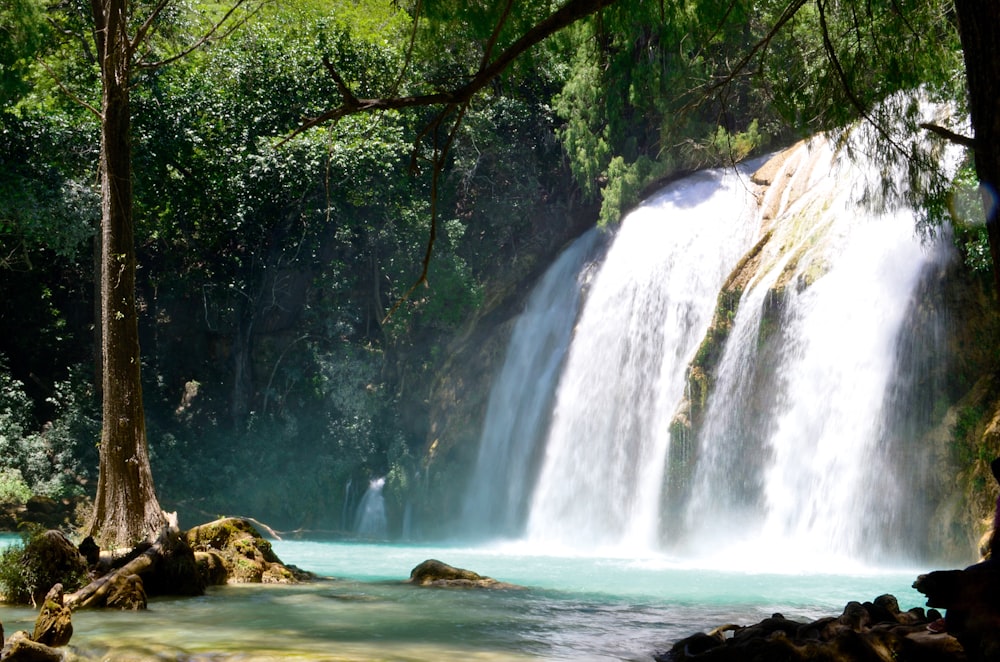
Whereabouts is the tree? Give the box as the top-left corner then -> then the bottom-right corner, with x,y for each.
86,0 -> 255,549
952,1 -> 1000,293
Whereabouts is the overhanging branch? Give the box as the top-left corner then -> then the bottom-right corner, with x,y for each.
281,0 -> 620,145
919,122 -> 976,149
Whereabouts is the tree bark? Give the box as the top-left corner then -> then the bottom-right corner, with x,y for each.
953,0 -> 1000,295
87,0 -> 165,550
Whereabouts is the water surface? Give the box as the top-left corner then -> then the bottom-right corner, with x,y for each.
0,536 -> 934,661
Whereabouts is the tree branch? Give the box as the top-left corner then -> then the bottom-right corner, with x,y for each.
816,0 -> 905,153
919,122 -> 976,149
136,0 -> 260,71
481,0 -> 516,72
702,0 -> 809,98
129,0 -> 171,52
36,57 -> 103,120
282,0 -> 620,145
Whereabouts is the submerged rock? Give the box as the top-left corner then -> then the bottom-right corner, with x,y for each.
407,559 -> 520,589
656,596 -> 964,662
184,517 -> 313,584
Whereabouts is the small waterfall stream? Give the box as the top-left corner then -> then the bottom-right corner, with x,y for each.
354,477 -> 388,539
462,133 -> 954,564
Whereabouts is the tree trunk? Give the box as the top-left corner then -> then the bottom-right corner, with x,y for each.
953,0 -> 1000,295
87,0 -> 165,550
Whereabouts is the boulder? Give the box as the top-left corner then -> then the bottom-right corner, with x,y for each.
914,560 -> 1000,661
184,517 -> 312,584
7,531 -> 89,606
30,584 -> 71,647
407,559 -> 520,589
193,550 -> 228,586
656,596 -> 964,662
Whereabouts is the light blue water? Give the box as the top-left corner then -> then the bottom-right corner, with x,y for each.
0,535 -> 935,661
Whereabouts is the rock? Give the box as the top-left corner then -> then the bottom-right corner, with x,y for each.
655,595 -> 964,662
103,574 -> 146,610
407,559 -> 520,589
10,531 -> 89,606
193,550 -> 228,586
0,631 -> 63,662
184,517 -> 312,584
30,584 -> 71,647
77,537 -> 99,567
18,496 -> 86,531
914,560 -> 1000,662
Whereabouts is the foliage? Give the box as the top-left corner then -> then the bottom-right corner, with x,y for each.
0,468 -> 31,506
0,0 -> 48,106
0,111 -> 99,263
0,360 -> 97,501
934,162 -> 993,274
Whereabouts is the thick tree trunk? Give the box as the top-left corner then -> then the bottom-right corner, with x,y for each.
88,0 -> 165,550
953,0 -> 1000,295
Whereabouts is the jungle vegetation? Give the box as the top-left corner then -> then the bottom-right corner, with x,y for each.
0,0 -> 994,540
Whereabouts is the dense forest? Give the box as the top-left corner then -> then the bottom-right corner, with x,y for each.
1,0 -> 997,544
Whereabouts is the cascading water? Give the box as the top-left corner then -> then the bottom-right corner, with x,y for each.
354,477 -> 388,539
461,229 -> 606,538
524,168 -> 761,552
679,138 -> 953,565
462,124 -> 956,564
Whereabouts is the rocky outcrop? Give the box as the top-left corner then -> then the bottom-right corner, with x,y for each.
407,559 -> 520,589
184,517 -> 312,584
0,496 -> 90,533
0,631 -> 65,662
915,560 -> 1000,661
656,595 -> 962,662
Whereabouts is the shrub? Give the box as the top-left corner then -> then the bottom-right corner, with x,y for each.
0,467 -> 31,506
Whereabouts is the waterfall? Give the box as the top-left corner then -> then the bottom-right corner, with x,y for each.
525,168 -> 760,552
461,229 -> 606,538
465,119 -> 955,563
354,477 -> 388,539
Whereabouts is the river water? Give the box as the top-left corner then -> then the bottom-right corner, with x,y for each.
0,535 -> 934,661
